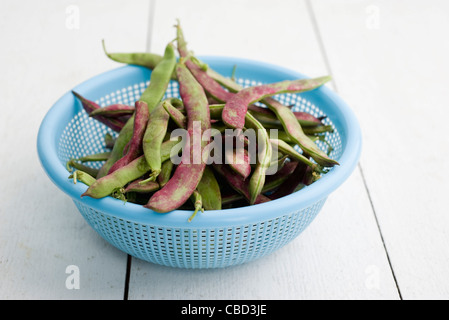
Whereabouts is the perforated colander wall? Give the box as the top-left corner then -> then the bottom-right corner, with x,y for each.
57,76 -> 342,268
58,79 -> 343,166
74,197 -> 326,268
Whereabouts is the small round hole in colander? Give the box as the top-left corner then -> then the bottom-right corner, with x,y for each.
37,57 -> 362,269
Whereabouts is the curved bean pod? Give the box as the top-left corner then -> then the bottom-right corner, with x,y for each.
143,100 -> 171,180
176,21 -> 233,103
139,43 -> 177,113
261,97 -> 338,167
102,40 -> 177,80
188,190 -> 204,222
103,40 -> 162,70
72,91 -> 126,132
123,179 -> 159,194
244,112 -> 272,204
145,61 -> 211,213
82,156 -> 150,199
163,99 -> 187,129
212,164 -> 270,205
97,43 -> 176,178
108,100 -> 149,174
89,103 -> 135,118
248,104 -> 323,127
157,160 -> 174,187
268,161 -> 309,200
269,138 -> 323,173
222,77 -> 331,129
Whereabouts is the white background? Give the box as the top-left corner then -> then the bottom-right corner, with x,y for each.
1,0 -> 448,300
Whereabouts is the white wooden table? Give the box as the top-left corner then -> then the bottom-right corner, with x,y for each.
1,0 -> 448,300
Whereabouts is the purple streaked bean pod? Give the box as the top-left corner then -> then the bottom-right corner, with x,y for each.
123,179 -> 159,194
72,91 -> 126,132
248,104 -> 323,127
145,61 -> 211,213
222,77 -> 331,130
212,164 -> 270,205
163,99 -> 187,129
268,161 -> 309,200
89,103 -> 135,118
176,21 -> 234,103
108,100 -> 149,174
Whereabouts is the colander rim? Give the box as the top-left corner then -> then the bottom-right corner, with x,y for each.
37,56 -> 362,228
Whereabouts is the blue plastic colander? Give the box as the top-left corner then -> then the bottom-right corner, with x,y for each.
37,57 -> 362,269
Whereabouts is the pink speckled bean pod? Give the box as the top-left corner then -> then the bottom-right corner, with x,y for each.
145,61 -> 211,213
108,100 -> 149,174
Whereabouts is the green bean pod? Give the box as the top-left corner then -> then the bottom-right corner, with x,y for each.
82,156 -> 150,199
104,133 -> 116,149
89,103 -> 135,118
157,160 -> 174,187
76,151 -> 111,162
176,21 -> 234,103
102,40 -> 177,80
163,99 -> 187,129
261,97 -> 338,167
66,159 -> 99,178
69,170 -> 96,186
123,179 -> 160,194
108,100 -> 149,174
196,166 -> 222,210
269,138 -> 323,173
97,43 -> 176,178
96,117 -> 134,178
244,112 -> 272,204
139,43 -> 177,113
103,40 -> 162,70
143,100 -> 171,180
188,190 -> 204,222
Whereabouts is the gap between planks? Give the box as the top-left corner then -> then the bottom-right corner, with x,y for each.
123,0 -> 157,300
304,0 -> 402,300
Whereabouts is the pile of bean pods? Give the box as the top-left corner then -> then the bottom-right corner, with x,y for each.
67,21 -> 338,222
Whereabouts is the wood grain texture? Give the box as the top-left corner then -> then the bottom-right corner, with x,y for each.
129,169 -> 399,300
0,0 -> 150,299
127,0 -> 399,300
311,0 -> 449,299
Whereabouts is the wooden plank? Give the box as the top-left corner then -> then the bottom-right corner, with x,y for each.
127,0 -> 399,300
0,0 -> 149,299
311,0 -> 449,299
129,169 -> 399,300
